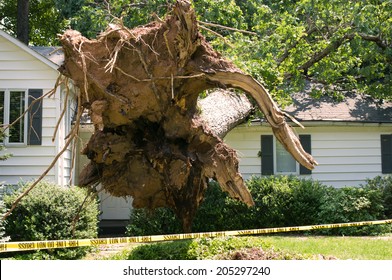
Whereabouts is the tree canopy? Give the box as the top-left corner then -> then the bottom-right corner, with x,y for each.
1,0 -> 391,101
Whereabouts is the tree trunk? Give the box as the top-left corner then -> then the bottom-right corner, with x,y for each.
198,89 -> 253,138
17,0 -> 29,45
59,0 -> 317,232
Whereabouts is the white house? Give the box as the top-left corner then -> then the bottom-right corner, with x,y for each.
224,86 -> 392,187
0,29 -> 132,226
0,29 -> 76,188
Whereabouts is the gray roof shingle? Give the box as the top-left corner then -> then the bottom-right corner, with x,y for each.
282,84 -> 392,123
30,46 -> 64,66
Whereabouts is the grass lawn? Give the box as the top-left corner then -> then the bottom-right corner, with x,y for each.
258,235 -> 392,260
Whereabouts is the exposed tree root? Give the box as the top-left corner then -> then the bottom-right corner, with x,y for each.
58,0 -> 317,232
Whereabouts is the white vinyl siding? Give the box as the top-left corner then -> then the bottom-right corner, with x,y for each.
224,124 -> 392,188
0,34 -> 75,187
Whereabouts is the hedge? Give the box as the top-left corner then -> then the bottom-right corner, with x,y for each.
126,176 -> 392,236
3,181 -> 99,259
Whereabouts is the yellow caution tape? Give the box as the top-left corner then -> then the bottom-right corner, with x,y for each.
1,219 -> 391,253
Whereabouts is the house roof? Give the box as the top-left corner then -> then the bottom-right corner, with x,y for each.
30,46 -> 64,66
281,84 -> 392,124
0,29 -> 61,70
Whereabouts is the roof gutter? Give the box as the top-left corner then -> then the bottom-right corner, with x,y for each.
250,119 -> 392,127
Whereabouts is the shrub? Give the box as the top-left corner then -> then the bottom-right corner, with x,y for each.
126,181 -> 253,236
317,186 -> 391,236
126,237 -> 268,260
283,177 -> 327,227
126,176 -> 327,235
3,181 -> 99,259
126,207 -> 182,236
246,176 -> 328,229
246,176 -> 293,228
192,181 -> 251,232
0,204 -> 7,242
126,240 -> 193,260
186,236 -> 267,260
364,175 -> 392,218
126,176 -> 391,236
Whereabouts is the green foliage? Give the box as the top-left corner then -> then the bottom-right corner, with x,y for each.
60,0 -> 172,39
186,236 -> 266,260
0,184 -> 8,242
0,0 -> 70,46
127,176 -> 392,236
204,0 -> 392,102
0,120 -> 11,241
192,181 -> 251,231
1,0 -> 390,101
247,176 -> 328,228
126,240 -> 193,260
126,236 -> 268,260
317,186 -> 390,236
362,176 -> 392,219
126,207 -> 182,236
3,181 -> 99,259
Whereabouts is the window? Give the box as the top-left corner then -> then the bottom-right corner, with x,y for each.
261,134 -> 312,175
275,139 -> 297,173
1,90 -> 27,144
0,89 -> 42,146
9,91 -> 26,143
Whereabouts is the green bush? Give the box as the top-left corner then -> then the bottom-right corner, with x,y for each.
192,181 -> 251,232
3,181 -> 99,259
127,240 -> 193,260
126,237 -> 268,260
246,176 -> 328,229
126,176 -> 391,237
0,203 -> 6,242
364,175 -> 392,218
317,186 -> 391,236
127,207 -> 182,236
126,181 -> 253,236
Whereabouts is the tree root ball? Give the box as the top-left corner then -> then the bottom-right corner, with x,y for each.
59,0 -> 316,232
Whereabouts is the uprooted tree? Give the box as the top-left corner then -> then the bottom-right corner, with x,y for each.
58,0 -> 317,232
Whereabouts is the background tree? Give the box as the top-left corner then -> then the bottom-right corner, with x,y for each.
0,0 -> 69,45
1,0 -> 390,101
16,0 -> 29,44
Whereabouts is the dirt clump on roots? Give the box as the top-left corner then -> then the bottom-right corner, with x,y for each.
222,248 -> 338,260
59,0 -> 317,232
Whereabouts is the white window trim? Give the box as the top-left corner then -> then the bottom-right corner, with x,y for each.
273,136 -> 299,175
1,89 -> 28,147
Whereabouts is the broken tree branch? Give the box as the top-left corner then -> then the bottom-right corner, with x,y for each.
197,20 -> 257,36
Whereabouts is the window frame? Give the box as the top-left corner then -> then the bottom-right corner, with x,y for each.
1,89 -> 29,147
273,136 -> 299,175
261,134 -> 312,176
